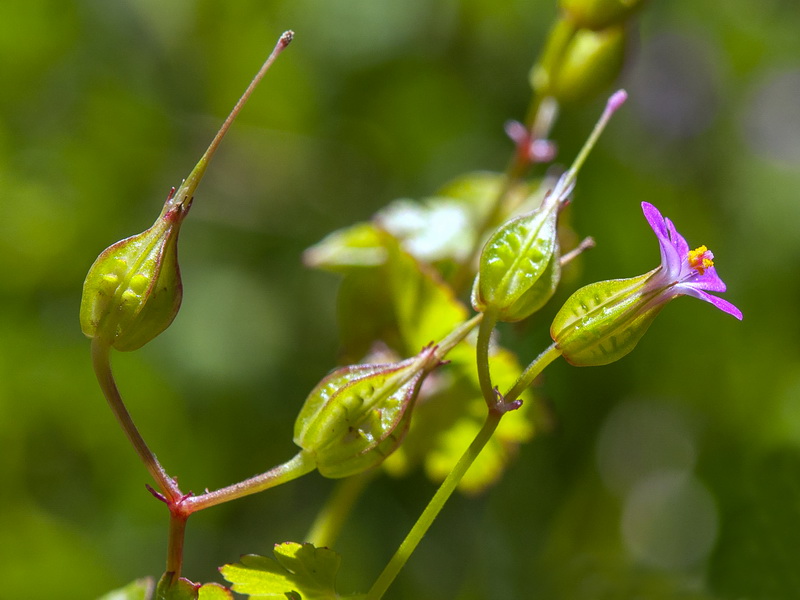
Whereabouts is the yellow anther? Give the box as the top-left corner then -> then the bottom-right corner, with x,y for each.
688,245 -> 714,274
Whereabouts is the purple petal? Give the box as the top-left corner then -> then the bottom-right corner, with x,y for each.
641,202 -> 682,277
686,265 -> 727,292
664,216 -> 690,257
679,286 -> 743,320
505,120 -> 528,145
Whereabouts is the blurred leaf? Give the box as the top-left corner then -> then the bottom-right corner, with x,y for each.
99,578 -> 155,600
221,543 -> 342,599
383,233 -> 467,352
384,342 -> 535,494
303,223 -> 388,271
305,223 -> 466,360
197,583 -> 233,600
376,171 -> 541,283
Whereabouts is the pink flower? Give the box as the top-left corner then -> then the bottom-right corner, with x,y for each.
641,202 -> 742,320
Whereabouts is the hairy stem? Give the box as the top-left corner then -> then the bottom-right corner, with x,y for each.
182,451 -> 316,513
90,338 -> 181,501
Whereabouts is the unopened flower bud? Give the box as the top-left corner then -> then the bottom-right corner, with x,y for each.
532,22 -> 625,104
294,346 -> 441,479
80,190 -> 190,351
560,0 -> 646,31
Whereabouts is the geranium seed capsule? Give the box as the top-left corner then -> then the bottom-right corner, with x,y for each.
472,90 -> 626,322
80,32 -> 294,351
294,345 -> 442,479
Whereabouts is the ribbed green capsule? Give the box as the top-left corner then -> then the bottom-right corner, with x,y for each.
294,346 -> 441,478
550,271 -> 664,366
560,0 -> 646,31
80,191 -> 189,351
471,202 -> 561,322
81,32 -> 296,353
531,21 -> 626,104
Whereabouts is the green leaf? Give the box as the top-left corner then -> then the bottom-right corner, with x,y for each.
303,222 -> 387,271
197,583 -> 233,600
383,235 -> 467,352
376,172 -> 504,267
306,223 -> 467,361
98,578 -> 155,600
221,543 -> 342,599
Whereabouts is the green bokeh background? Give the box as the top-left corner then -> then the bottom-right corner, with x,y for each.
2,1 -> 800,598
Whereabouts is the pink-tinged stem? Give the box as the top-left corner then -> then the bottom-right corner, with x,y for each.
90,338 -> 182,502
172,30 -> 295,208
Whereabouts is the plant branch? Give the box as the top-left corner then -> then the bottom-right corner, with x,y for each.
504,342 -> 562,405
476,308 -> 499,408
365,410 -> 503,600
181,450 -> 316,514
90,338 -> 181,501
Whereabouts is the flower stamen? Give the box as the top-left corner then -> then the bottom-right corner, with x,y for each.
688,245 -> 714,275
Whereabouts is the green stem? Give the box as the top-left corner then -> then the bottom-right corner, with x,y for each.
365,410 -> 503,600
90,338 -> 181,501
435,313 -> 484,358
182,450 -> 316,513
476,308 -> 499,408
504,342 -> 562,405
306,470 -> 376,547
365,339 -> 561,599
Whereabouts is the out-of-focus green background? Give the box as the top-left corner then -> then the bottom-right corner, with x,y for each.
2,0 -> 800,598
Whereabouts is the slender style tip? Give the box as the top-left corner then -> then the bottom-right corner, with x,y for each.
606,89 -> 628,115
280,30 -> 295,47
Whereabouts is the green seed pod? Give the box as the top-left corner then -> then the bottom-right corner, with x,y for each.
532,23 -> 626,104
550,271 -> 664,366
560,0 -> 646,31
471,202 -> 561,323
472,90 -> 627,323
80,191 -> 190,351
81,32 -> 295,352
294,346 -> 441,478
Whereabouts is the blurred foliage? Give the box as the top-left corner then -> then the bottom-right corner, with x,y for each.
2,0 -> 800,599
